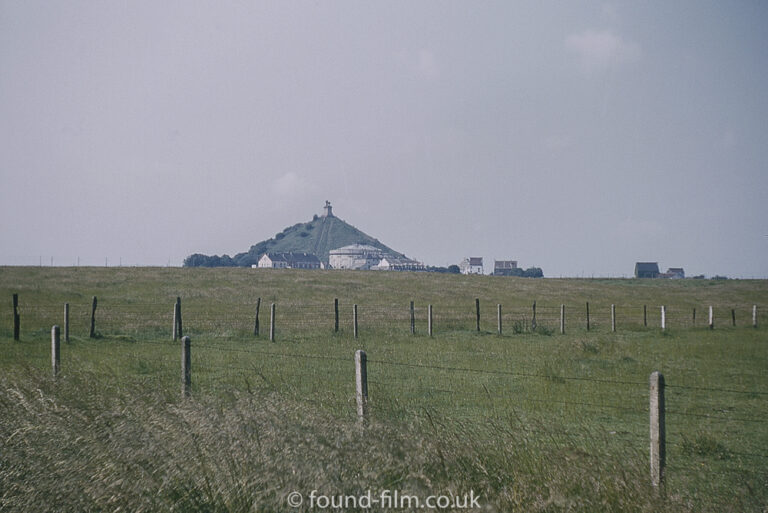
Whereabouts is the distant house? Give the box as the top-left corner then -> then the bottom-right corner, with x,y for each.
459,257 -> 484,275
635,262 -> 660,279
375,256 -> 425,272
256,252 -> 321,270
493,260 -> 518,276
662,268 -> 685,279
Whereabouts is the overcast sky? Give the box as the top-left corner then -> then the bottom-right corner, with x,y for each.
1,1 -> 767,277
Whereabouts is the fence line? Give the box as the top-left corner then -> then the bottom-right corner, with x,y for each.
6,295 -> 766,342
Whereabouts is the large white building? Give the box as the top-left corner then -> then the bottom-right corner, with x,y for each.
375,256 -> 425,272
328,244 -> 384,270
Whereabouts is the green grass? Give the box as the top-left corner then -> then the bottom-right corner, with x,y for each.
1,267 -> 767,512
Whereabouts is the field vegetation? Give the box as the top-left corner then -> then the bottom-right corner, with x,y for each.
1,267 -> 766,512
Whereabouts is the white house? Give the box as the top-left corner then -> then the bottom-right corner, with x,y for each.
459,257 -> 484,275
493,260 -> 518,276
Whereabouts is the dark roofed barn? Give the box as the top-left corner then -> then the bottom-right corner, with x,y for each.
635,262 -> 660,279
257,252 -> 321,269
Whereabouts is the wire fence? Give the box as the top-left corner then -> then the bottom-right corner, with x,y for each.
5,329 -> 767,489
5,296 -> 766,340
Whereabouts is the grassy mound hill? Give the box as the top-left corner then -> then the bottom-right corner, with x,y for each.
184,214 -> 406,267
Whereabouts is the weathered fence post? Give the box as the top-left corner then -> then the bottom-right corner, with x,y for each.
89,296 -> 97,338
586,302 -> 590,331
269,303 -> 276,341
497,304 -> 503,335
531,301 -> 537,331
692,308 -> 696,327
353,304 -> 359,339
708,305 -> 714,329
650,371 -> 666,488
176,297 -> 183,338
560,304 -> 565,334
410,301 -> 415,335
611,304 -> 616,332
181,336 -> 191,397
51,325 -> 60,378
754,305 -> 758,329
428,304 -> 433,337
661,305 -> 666,330
64,303 -> 70,343
355,349 -> 368,421
254,297 -> 261,336
475,298 -> 481,332
643,304 -> 648,328
334,298 -> 339,333
731,308 -> 736,327
12,293 -> 20,340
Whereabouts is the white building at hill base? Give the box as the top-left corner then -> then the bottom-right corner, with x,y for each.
328,244 -> 384,270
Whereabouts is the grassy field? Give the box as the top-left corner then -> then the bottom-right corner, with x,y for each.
1,267 -> 767,512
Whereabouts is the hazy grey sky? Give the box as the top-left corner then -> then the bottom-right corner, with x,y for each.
1,1 -> 767,277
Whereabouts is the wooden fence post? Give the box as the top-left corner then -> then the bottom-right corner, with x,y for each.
475,298 -> 481,332
661,305 -> 666,331
269,303 -> 276,342
611,304 -> 616,332
560,304 -> 565,334
353,304 -> 359,339
64,303 -> 70,343
754,305 -> 758,328
708,305 -> 714,330
12,293 -> 19,340
428,304 -> 433,337
51,325 -> 60,378
334,298 -> 339,333
355,349 -> 368,421
586,302 -> 590,331
173,298 -> 180,340
650,371 -> 666,488
531,301 -> 537,331
410,301 -> 416,335
643,305 -> 647,328
497,304 -> 502,335
731,308 -> 736,327
181,336 -> 191,397
254,297 -> 261,336
89,296 -> 97,338
692,308 -> 696,327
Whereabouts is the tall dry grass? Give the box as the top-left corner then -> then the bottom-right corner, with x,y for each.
0,367 -> 682,512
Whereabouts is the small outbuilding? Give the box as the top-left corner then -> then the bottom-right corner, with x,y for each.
664,268 -> 685,279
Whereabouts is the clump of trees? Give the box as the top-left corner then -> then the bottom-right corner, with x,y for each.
183,254 -> 237,267
427,265 -> 461,274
